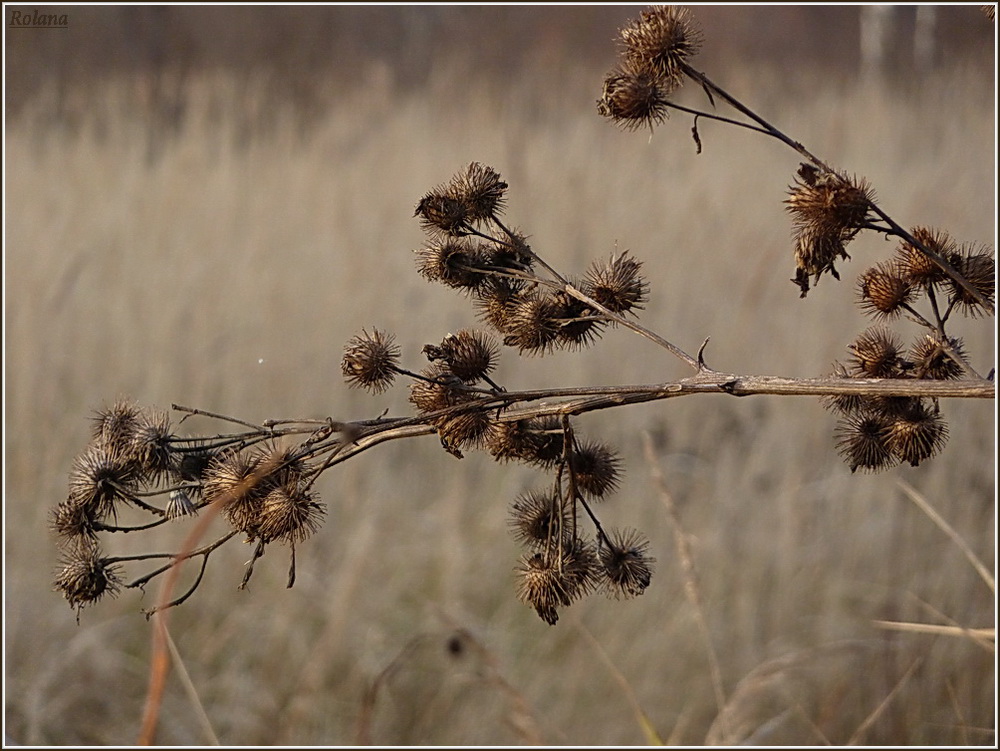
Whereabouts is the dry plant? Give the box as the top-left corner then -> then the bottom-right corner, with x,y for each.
50,5 -> 993,644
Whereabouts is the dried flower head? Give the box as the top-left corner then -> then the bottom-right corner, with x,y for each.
436,405 -> 499,453
54,539 -> 122,615
416,238 -> 491,293
857,260 -> 917,320
909,334 -> 967,380
597,63 -> 671,132
408,363 -> 469,415
414,191 -> 470,236
570,440 -> 623,500
618,5 -> 702,85
553,290 -> 603,350
503,292 -> 565,355
508,489 -> 571,547
132,407 -> 174,477
474,277 -> 525,334
515,539 -> 598,625
423,329 -> 499,384
448,162 -> 508,222
786,168 -> 874,296
50,500 -> 99,541
885,400 -> 949,467
202,449 -> 267,536
90,398 -> 144,455
599,528 -> 655,599
68,441 -> 142,519
258,483 -> 326,544
488,416 -> 565,467
583,251 -> 649,318
945,244 -> 995,318
483,229 -> 534,273
342,328 -> 401,394
896,227 -> 956,287
847,327 -> 907,378
835,411 -> 897,473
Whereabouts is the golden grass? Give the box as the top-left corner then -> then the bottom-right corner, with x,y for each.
4,53 -> 995,745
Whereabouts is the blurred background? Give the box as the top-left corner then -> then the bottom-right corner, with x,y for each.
5,4 -> 996,745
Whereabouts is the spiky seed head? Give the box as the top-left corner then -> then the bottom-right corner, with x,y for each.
885,400 -> 949,467
597,63 -> 671,131
834,411 -> 896,473
570,441 -> 622,500
857,260 -> 917,320
68,441 -> 142,520
487,416 -> 565,467
508,489 -> 571,547
202,449 -> 267,536
90,398 -> 144,455
436,405 -> 498,452
554,290 -> 604,350
848,327 -> 906,378
53,539 -> 122,614
599,528 -> 655,599
909,334 -> 966,380
175,447 -> 214,484
515,539 -> 598,625
483,229 -> 534,273
50,500 -> 99,542
945,244 -> 995,318
474,277 -> 525,334
415,238 -> 490,292
425,329 -> 499,384
448,162 -> 508,221
408,363 -> 469,414
786,170 -> 874,295
258,483 -> 326,544
414,190 -> 470,236
618,5 -> 702,84
503,292 -> 564,355
342,328 -> 401,394
896,227 -> 956,287
131,407 -> 174,478
165,489 -> 199,519
583,251 -> 649,317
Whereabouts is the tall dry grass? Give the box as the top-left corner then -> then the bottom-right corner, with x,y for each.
5,33 -> 996,746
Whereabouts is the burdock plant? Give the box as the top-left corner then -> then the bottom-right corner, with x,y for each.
52,6 -> 993,631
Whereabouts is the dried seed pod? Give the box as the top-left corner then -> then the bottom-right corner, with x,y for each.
474,277 -> 525,334
257,483 -> 326,544
583,251 -> 648,318
786,168 -> 874,296
508,489 -> 572,548
909,334 -> 966,380
885,400 -> 949,467
896,227 -> 956,287
131,407 -> 174,478
414,191 -> 470,236
487,415 -> 565,467
515,538 -> 598,625
202,449 -> 267,537
448,162 -> 508,222
53,539 -> 122,614
618,5 -> 702,85
570,441 -> 623,500
342,328 -> 401,394
408,363 -> 469,414
165,489 -> 199,519
834,411 -> 896,473
68,441 -> 142,520
945,244 -> 995,318
857,260 -> 917,319
436,405 -> 498,452
599,528 -> 655,599
90,398 -> 144,456
820,362 -> 868,415
423,329 -> 499,384
847,327 -> 907,378
503,292 -> 564,355
415,238 -> 491,293
597,62 -> 671,131
50,500 -> 99,542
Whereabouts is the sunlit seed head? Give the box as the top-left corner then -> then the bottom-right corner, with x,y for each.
618,5 -> 702,84
583,251 -> 649,317
49,500 -> 99,542
508,489 -> 571,548
258,483 -> 326,544
847,326 -> 906,378
447,162 -> 508,222
504,292 -> 564,355
132,407 -> 174,478
408,363 -> 469,415
856,260 -> 917,320
597,62 -> 672,132
342,328 -> 401,394
414,189 -> 470,236
945,244 -> 995,318
68,441 -> 142,520
53,539 -> 122,615
428,329 -> 499,384
90,398 -> 144,455
820,362 -> 868,415
885,400 -> 949,467
570,440 -> 623,500
908,334 -> 967,380
415,238 -> 491,293
896,227 -> 956,287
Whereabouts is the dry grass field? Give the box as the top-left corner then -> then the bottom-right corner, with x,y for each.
4,6 -> 996,746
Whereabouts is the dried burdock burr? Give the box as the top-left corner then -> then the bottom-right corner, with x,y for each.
68,441 -> 143,520
569,440 -> 623,500
834,411 -> 896,473
945,244 -> 995,318
599,527 -> 655,599
857,260 -> 917,320
423,329 -> 499,385
53,538 -> 122,616
847,326 -> 907,379
884,399 -> 949,467
909,333 -> 967,381
618,5 -> 703,85
342,328 -> 401,395
508,488 -> 571,548
582,251 -> 649,318
597,62 -> 672,132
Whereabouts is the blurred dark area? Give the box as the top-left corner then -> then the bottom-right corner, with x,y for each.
5,5 -> 995,124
